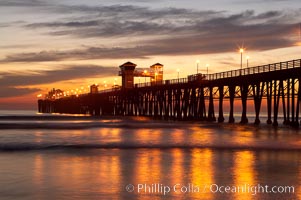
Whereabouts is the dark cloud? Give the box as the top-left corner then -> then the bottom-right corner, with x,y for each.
0,21 -> 25,28
22,5 -> 298,39
27,20 -> 100,28
0,44 -> 37,49
0,1 -> 216,21
255,11 -> 282,19
0,0 -> 47,7
0,20 -> 297,63
24,5 -> 220,37
0,47 -> 149,62
0,65 -> 117,87
27,19 -> 180,38
0,65 -> 117,97
2,3 -> 301,62
0,87 -> 40,98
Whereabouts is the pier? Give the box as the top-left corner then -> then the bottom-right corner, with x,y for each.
38,59 -> 301,127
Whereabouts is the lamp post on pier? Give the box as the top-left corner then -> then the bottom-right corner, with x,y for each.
240,48 -> 244,70
143,70 -> 147,83
177,69 -> 180,82
246,56 -> 250,68
196,60 -> 200,74
103,81 -> 107,91
114,78 -> 117,86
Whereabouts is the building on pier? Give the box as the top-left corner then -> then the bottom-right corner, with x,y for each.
119,62 -> 137,89
150,63 -> 163,85
119,62 -> 164,88
90,84 -> 99,94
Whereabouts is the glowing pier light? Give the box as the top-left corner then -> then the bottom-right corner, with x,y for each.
239,48 -> 244,70
196,60 -> 200,74
246,56 -> 250,68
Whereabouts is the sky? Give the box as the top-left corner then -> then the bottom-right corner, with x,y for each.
0,0 -> 301,109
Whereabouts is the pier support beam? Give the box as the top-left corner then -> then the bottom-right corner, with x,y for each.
273,80 -> 280,126
253,82 -> 263,125
294,78 -> 301,127
286,79 -> 291,124
280,80 -> 287,125
176,89 -> 181,119
228,85 -> 235,123
154,92 -> 159,118
290,78 -> 300,127
191,88 -> 197,119
291,78 -> 296,126
165,90 -> 172,119
182,88 -> 189,119
240,84 -> 249,124
266,81 -> 272,124
208,87 -> 216,121
198,87 -> 206,120
218,86 -> 224,123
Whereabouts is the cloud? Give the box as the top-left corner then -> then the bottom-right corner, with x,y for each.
0,0 -> 48,7
22,5 -> 299,38
2,4 -> 301,63
0,44 -> 37,49
0,65 -> 117,97
0,65 -> 117,87
0,20 -> 25,28
0,47 -> 149,62
0,87 -> 40,98
24,5 -> 221,37
27,20 -> 100,28
0,20 -> 297,63
0,65 -> 118,98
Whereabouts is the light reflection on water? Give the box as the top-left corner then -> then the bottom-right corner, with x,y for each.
0,117 -> 300,199
0,149 -> 299,200
299,165 -> 301,200
233,151 -> 257,200
190,149 -> 214,200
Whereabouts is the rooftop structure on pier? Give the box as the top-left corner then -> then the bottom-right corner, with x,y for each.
119,62 -> 164,88
119,62 -> 137,89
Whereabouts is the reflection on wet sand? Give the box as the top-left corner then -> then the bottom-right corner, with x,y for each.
98,128 -> 122,143
190,149 -> 213,200
171,129 -> 185,144
4,148 -> 299,200
34,154 -> 44,199
34,150 -> 122,199
133,128 -> 162,145
299,164 -> 301,200
233,151 -> 257,200
170,149 -> 184,185
100,154 -> 121,194
34,131 -> 43,143
1,116 -> 301,200
135,149 -> 162,184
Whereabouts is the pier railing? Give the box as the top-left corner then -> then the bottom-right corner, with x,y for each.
133,59 -> 301,88
207,59 -> 301,81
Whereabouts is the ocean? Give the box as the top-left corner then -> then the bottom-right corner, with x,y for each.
0,110 -> 300,200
